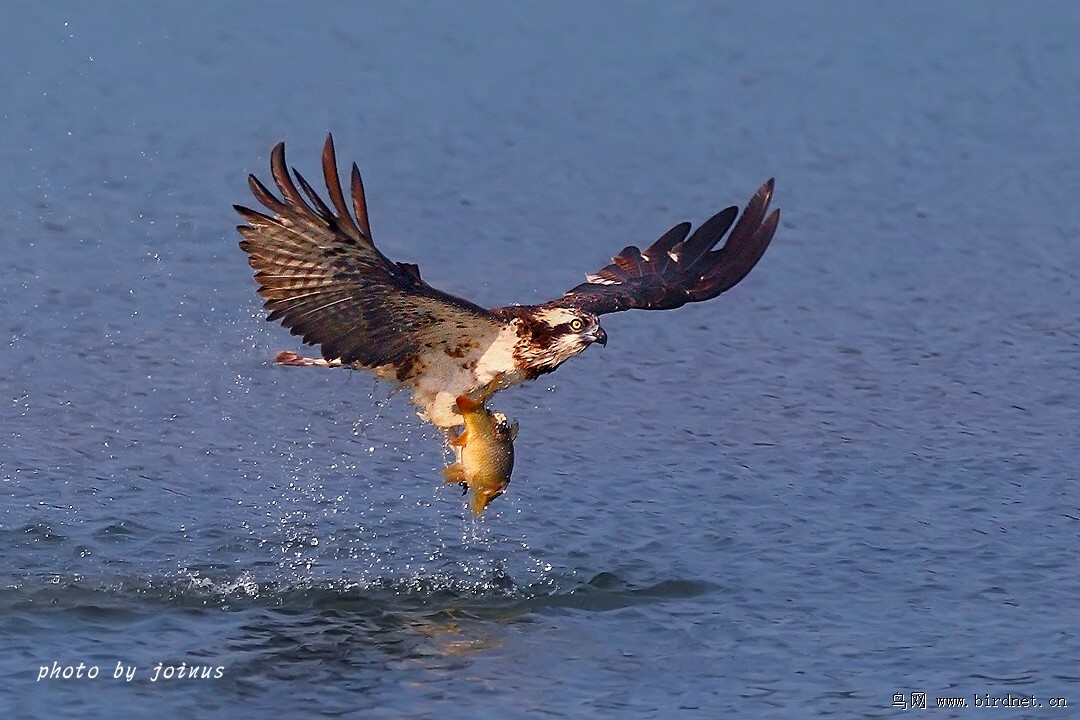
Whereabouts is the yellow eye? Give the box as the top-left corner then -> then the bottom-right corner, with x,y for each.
570,318 -> 584,332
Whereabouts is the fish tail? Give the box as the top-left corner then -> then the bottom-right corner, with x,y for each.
470,492 -> 490,516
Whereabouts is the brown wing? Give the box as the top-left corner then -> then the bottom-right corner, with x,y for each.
550,179 -> 778,316
236,134 -> 502,370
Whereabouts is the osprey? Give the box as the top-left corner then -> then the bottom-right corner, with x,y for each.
237,135 -> 778,430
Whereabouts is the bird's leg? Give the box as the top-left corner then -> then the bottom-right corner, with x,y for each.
477,378 -> 502,403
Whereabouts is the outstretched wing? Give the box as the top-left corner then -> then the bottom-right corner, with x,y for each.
551,179 -> 778,316
236,135 -> 501,372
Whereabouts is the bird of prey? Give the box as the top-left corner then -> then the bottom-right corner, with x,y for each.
236,135 -> 778,431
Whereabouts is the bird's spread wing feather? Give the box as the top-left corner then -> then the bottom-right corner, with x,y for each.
551,179 -> 779,316
236,135 -> 501,372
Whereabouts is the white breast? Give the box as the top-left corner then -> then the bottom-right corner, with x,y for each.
402,321 -> 526,429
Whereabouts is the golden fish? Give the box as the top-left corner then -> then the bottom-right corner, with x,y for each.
442,395 -> 518,515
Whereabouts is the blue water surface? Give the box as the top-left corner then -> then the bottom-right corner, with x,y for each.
2,2 -> 1079,718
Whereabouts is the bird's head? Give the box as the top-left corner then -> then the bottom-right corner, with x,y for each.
516,306 -> 606,376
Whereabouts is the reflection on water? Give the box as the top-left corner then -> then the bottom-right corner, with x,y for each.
2,563 -> 721,699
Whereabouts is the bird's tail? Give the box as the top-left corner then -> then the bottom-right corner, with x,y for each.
275,351 -> 342,367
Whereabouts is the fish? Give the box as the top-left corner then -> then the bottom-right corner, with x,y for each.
442,395 -> 518,515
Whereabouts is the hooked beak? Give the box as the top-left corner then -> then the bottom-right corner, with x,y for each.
590,326 -> 608,347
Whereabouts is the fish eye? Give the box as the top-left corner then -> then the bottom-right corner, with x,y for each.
570,318 -> 584,331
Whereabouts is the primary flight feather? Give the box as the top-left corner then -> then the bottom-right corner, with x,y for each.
237,134 -> 778,430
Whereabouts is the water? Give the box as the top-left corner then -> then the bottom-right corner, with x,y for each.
3,2 -> 1080,717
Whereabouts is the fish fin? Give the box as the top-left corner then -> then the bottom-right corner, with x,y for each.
449,429 -> 468,447
442,463 -> 467,483
508,419 -> 519,441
